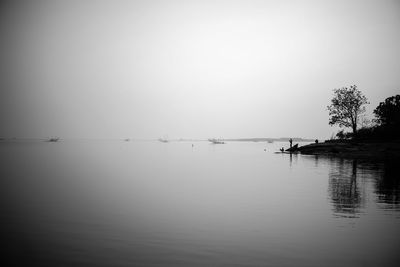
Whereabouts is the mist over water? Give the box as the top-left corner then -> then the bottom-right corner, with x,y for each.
1,140 -> 399,266
1,1 -> 400,265
1,0 -> 400,139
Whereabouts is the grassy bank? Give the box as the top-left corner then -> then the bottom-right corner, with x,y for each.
297,140 -> 400,161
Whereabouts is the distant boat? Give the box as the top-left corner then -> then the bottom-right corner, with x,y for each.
268,140 -> 273,143
124,138 -> 130,142
208,138 -> 225,144
158,138 -> 169,143
47,137 -> 59,142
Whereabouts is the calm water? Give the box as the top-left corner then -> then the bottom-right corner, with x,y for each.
1,140 -> 399,266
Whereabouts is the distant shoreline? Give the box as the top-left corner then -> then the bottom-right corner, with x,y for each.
0,137 -> 315,142
222,138 -> 314,142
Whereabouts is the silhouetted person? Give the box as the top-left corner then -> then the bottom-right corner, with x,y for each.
280,147 -> 284,152
289,138 -> 293,148
315,139 -> 319,144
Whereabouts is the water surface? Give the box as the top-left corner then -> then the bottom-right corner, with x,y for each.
1,140 -> 399,266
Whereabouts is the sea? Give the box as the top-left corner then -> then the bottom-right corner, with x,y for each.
1,140 -> 399,266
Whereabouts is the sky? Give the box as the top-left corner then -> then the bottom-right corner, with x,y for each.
1,0 -> 399,140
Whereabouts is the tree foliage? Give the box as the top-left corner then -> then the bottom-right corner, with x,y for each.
336,129 -> 353,140
327,85 -> 369,134
373,95 -> 400,126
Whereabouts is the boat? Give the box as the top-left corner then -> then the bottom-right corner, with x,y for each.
268,140 -> 274,143
208,138 -> 225,144
158,138 -> 169,143
47,137 -> 59,142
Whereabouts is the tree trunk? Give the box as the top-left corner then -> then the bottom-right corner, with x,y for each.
351,114 -> 358,136
352,124 -> 357,135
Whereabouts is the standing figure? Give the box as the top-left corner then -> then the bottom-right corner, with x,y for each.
289,138 -> 293,149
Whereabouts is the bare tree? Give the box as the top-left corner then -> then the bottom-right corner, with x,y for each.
327,85 -> 369,135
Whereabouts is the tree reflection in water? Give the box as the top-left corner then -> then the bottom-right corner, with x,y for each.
326,156 -> 400,217
328,159 -> 362,217
375,162 -> 400,206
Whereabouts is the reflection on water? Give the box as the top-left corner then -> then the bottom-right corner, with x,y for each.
375,164 -> 400,206
328,159 -> 362,217
1,141 -> 400,266
288,152 -> 298,167
326,157 -> 400,217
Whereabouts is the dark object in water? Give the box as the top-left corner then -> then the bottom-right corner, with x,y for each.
208,138 -> 225,144
47,137 -> 59,142
285,143 -> 298,152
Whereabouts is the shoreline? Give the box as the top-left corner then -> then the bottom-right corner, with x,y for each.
295,140 -> 400,161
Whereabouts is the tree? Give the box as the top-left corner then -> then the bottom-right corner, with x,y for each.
327,85 -> 369,135
373,95 -> 400,127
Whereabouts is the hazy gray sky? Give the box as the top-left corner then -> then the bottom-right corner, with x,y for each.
1,0 -> 399,139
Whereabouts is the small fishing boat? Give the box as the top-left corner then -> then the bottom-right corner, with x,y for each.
208,138 -> 225,144
47,137 -> 59,142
